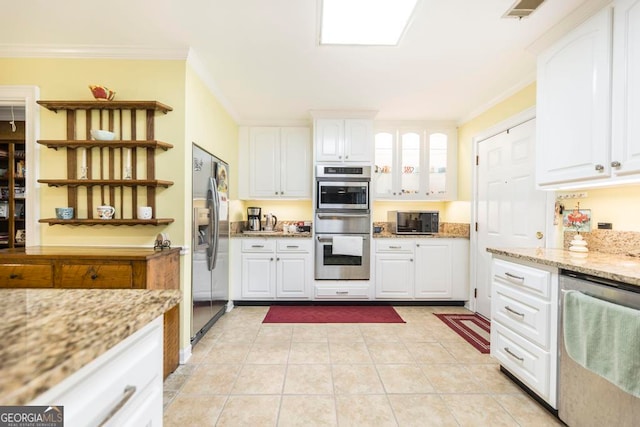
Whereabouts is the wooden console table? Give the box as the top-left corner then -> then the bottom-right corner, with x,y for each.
0,246 -> 181,378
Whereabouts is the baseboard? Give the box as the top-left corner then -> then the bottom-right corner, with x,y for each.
233,300 -> 467,307
179,345 -> 192,365
500,365 -> 559,417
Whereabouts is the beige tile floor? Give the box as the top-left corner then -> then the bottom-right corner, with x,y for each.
163,306 -> 562,426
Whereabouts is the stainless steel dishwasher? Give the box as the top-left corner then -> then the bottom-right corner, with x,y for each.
558,270 -> 640,427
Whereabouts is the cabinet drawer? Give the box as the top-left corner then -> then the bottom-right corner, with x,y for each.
61,264 -> 133,288
492,322 -> 551,400
493,259 -> 551,298
241,239 -> 276,252
315,286 -> 369,299
492,283 -> 551,349
31,316 -> 162,426
376,240 -> 413,253
0,264 -> 53,287
276,239 -> 312,253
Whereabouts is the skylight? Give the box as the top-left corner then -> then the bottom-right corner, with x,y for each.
320,0 -> 418,46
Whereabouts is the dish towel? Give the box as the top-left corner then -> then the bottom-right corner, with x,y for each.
332,236 -> 363,257
563,290 -> 640,397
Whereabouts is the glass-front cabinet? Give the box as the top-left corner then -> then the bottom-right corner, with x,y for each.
373,125 -> 457,200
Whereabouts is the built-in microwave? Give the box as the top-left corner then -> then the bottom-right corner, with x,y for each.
316,165 -> 370,211
387,210 -> 439,234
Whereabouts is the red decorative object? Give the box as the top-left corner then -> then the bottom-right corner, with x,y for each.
262,305 -> 405,323
434,313 -> 490,354
88,84 -> 116,101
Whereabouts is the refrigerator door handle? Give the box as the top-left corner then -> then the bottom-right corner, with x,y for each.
207,176 -> 221,271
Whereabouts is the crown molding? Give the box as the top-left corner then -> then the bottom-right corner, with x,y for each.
0,44 -> 189,60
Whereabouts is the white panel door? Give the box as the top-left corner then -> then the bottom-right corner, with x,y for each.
374,253 -> 414,298
344,119 -> 373,163
276,253 -> 310,298
249,127 -> 280,197
476,119 -> 547,318
536,7 -> 613,185
315,119 -> 343,162
280,127 -> 311,198
241,253 -> 275,299
414,241 -> 452,299
612,0 -> 640,175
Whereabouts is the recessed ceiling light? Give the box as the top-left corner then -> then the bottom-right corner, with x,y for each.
320,0 -> 419,46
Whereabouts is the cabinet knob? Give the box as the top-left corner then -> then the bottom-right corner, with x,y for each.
345,155 -> 349,159
270,257 -> 274,261
611,161 -> 621,168
416,244 -> 420,247
276,257 -> 280,261
91,273 -> 99,280
410,258 -> 414,262
595,164 -> 605,172
338,155 -> 342,159
536,231 -> 544,240
9,273 -> 19,279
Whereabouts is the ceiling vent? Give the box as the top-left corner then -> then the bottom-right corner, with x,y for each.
502,0 -> 546,19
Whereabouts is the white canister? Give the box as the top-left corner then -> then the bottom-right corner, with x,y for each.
137,206 -> 153,219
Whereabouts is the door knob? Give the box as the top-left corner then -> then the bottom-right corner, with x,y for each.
611,161 -> 621,168
536,231 -> 544,239
595,164 -> 605,172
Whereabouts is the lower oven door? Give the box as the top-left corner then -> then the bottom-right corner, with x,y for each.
315,234 -> 370,280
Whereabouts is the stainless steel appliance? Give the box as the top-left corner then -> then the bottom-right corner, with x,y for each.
315,212 -> 370,280
247,206 -> 261,231
191,144 -> 229,344
558,270 -> 640,426
264,213 -> 277,231
387,210 -> 439,234
316,165 -> 370,211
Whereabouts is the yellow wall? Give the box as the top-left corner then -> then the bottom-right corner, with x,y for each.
558,186 -> 640,232
446,83 -> 537,222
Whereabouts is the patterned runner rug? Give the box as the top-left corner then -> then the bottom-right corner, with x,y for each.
263,305 -> 405,323
434,313 -> 490,354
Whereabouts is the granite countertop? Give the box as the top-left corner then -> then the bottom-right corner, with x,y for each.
487,247 -> 640,288
373,231 -> 468,239
0,288 -> 182,405
231,231 -> 312,238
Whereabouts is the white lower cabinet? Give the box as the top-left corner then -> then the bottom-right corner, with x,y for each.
374,238 -> 469,300
490,256 -> 558,408
236,238 -> 312,300
30,316 -> 163,427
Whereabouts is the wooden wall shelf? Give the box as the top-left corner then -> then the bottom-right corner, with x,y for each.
37,100 -> 175,225
38,140 -> 174,150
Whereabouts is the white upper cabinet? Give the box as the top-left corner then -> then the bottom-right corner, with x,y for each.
537,2 -> 640,188
314,118 -> 374,163
239,126 -> 312,199
612,0 -> 640,176
373,126 -> 457,200
536,7 -> 613,186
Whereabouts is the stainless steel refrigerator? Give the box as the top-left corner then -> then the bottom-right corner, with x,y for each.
191,144 -> 229,344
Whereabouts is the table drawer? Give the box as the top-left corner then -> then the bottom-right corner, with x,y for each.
0,264 -> 53,287
493,258 -> 551,299
492,322 -> 551,400
60,264 -> 133,288
492,283 -> 551,349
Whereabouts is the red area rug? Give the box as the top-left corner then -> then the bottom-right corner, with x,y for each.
263,305 -> 405,323
434,313 -> 490,354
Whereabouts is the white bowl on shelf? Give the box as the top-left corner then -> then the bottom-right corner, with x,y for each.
90,129 -> 116,141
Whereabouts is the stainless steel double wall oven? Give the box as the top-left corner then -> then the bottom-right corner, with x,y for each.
315,165 -> 371,280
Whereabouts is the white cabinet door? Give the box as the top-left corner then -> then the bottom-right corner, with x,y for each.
375,253 -> 414,298
536,7 -> 613,186
280,127 -> 312,198
414,241 -> 453,299
315,119 -> 344,162
344,119 -> 373,163
249,127 -> 281,198
612,0 -> 640,176
276,252 -> 311,298
241,253 -> 276,299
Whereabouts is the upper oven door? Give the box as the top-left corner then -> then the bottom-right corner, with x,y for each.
317,181 -> 369,210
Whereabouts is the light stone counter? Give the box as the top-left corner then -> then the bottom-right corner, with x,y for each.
487,247 -> 640,288
230,231 -> 312,238
0,288 -> 182,405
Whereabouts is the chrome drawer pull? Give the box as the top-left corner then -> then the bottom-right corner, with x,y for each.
98,385 -> 136,427
389,245 -> 402,249
336,291 -> 348,295
505,272 -> 524,281
251,245 -> 265,248
286,245 -> 299,248
505,306 -> 525,317
504,347 -> 524,362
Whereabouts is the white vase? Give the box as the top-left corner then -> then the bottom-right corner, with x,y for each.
569,233 -> 588,256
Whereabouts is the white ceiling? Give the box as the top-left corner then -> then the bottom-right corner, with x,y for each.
1,0 -> 601,123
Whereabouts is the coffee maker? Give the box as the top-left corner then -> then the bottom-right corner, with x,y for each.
247,207 -> 262,231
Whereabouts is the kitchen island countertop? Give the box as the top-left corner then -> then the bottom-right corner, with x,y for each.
487,247 -> 640,288
0,288 -> 182,405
